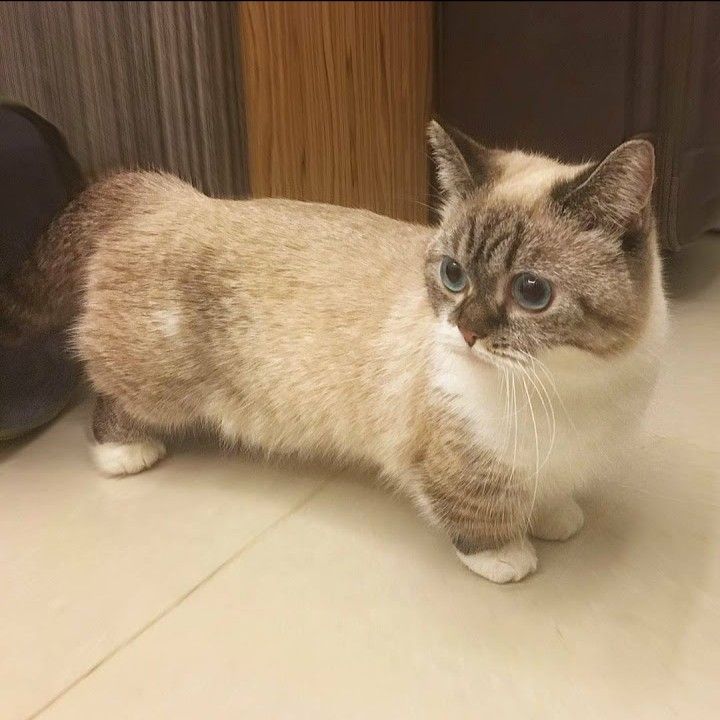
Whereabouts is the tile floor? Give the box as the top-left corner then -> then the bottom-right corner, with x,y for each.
2,239 -> 719,719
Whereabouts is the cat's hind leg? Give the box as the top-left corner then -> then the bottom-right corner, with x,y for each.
91,395 -> 166,477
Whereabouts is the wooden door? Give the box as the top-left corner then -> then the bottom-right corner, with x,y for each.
239,2 -> 434,223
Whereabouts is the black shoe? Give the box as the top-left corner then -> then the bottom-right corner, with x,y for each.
0,103 -> 84,440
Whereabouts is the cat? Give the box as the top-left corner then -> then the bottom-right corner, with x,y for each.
0,121 -> 667,583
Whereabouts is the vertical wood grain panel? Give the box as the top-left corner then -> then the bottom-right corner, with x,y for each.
0,1 -> 248,198
239,1 -> 433,222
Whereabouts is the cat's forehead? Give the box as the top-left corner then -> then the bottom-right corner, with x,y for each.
490,151 -> 592,205
446,196 -> 577,276
437,151 -> 604,274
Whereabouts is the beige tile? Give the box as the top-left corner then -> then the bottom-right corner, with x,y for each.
0,404 -> 324,720
35,430 -> 720,720
646,239 -> 720,451
646,306 -> 720,451
4,240 -> 720,719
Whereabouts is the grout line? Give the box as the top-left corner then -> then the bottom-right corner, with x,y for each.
25,479 -> 331,720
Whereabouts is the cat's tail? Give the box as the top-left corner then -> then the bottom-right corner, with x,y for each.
1,171 -> 176,346
0,187 -> 97,346
0,172 -> 154,346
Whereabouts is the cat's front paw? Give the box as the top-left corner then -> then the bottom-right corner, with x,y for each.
456,538 -> 538,583
530,495 -> 584,541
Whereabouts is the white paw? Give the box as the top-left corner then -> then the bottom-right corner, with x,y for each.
531,496 -> 584,541
456,538 -> 538,584
92,440 -> 167,477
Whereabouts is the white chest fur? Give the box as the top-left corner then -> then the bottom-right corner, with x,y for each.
430,321 -> 662,496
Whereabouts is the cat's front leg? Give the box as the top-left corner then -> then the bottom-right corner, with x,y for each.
417,446 -> 537,583
530,493 -> 584,541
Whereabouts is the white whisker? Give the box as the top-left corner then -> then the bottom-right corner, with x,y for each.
519,373 -> 540,536
518,362 -> 556,472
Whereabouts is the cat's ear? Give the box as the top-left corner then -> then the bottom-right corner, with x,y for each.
427,120 -> 494,199
558,139 -> 655,231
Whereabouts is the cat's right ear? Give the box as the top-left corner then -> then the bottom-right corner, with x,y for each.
555,139 -> 655,233
427,120 -> 494,200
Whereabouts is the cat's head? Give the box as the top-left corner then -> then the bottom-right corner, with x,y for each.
425,121 -> 662,367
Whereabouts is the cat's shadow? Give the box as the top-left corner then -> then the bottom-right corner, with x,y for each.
8,401 -> 713,686
173,428 -> 717,628
534,434 -> 718,678
207,430 -> 717,687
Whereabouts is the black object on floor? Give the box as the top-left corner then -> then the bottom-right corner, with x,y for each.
0,102 -> 84,440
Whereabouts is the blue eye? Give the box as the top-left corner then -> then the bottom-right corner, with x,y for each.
440,256 -> 467,293
511,272 -> 553,311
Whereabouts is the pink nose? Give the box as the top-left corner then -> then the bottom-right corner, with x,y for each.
459,326 -> 478,347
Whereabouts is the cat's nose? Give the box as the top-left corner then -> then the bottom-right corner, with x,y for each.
458,325 -> 479,347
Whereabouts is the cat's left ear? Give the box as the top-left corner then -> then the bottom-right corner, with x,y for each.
557,139 -> 655,232
427,120 -> 495,200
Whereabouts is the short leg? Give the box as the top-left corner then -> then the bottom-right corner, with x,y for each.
530,494 -> 584,541
455,538 -> 538,584
91,395 -> 166,477
416,433 -> 538,583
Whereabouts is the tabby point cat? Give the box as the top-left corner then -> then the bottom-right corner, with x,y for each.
0,122 -> 667,583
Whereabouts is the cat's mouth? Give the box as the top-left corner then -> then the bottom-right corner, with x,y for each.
453,342 -> 528,371
438,321 -> 530,370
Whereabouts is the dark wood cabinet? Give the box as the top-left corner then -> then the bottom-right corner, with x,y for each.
436,1 -> 720,250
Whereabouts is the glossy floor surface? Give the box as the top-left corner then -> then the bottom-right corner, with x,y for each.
2,240 -> 719,719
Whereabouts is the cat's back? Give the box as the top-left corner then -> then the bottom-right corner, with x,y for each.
211,195 -> 431,316
78,170 -> 432,338
82,171 -> 431,290
220,195 -> 430,279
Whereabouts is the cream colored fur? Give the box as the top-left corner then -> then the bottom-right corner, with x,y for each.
60,132 -> 667,584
